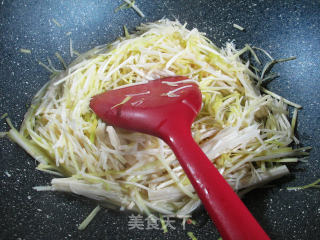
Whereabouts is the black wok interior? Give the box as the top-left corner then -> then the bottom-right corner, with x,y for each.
0,1 -> 319,239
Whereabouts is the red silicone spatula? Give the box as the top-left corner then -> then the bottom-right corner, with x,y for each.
90,76 -> 270,240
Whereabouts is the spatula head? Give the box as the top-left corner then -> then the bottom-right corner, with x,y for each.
90,76 -> 202,138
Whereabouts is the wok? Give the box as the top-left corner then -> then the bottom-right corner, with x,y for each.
0,0 -> 319,239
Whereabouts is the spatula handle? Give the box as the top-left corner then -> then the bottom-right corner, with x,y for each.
165,131 -> 270,240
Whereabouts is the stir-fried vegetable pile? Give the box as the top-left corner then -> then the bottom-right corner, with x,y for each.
7,19 -> 308,217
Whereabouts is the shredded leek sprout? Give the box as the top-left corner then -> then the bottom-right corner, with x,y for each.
287,179 -> 320,191
159,214 -> 168,233
55,52 -> 67,69
0,113 -> 8,120
20,48 -> 31,54
78,205 -> 101,230
233,24 -> 245,31
187,232 -> 198,240
8,19 -> 307,217
116,0 -> 145,18
52,18 -> 62,27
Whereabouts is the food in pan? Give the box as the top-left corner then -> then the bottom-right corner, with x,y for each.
6,19 -> 307,217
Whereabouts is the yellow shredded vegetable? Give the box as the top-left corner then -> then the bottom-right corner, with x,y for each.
20,48 -> 31,54
7,19 -> 306,217
78,205 -> 101,230
187,232 -> 198,240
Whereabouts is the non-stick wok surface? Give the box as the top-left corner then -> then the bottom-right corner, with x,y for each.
0,0 -> 319,239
